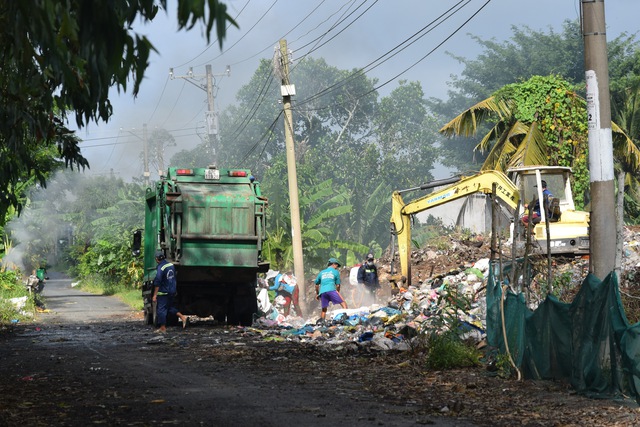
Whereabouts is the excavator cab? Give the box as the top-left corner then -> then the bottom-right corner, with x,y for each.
507,166 -> 575,225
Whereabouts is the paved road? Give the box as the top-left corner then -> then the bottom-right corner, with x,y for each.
39,271 -> 135,323
0,273 -> 475,427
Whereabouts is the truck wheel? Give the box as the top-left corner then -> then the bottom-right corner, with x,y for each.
144,301 -> 157,326
233,286 -> 258,327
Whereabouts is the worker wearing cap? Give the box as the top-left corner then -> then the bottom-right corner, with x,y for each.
314,257 -> 348,324
357,253 -> 380,300
152,250 -> 188,333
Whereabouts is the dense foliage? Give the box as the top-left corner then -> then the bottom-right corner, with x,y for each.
4,173 -> 145,288
173,58 -> 440,269
0,0 -> 234,221
433,20 -> 640,174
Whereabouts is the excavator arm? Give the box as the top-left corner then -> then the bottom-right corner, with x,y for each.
390,170 -> 520,285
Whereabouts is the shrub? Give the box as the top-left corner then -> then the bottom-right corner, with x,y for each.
425,331 -> 481,370
0,270 -> 35,324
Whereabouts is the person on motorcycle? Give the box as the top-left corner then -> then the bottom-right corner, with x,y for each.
26,270 -> 40,294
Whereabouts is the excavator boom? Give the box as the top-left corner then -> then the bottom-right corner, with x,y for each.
390,167 -> 590,285
391,170 -> 519,284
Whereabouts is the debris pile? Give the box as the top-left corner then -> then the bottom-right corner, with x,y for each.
252,226 -> 640,351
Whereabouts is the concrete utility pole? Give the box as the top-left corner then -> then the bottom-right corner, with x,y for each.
277,39 -> 306,304
169,65 -> 230,165
143,124 -> 150,186
581,0 -> 616,279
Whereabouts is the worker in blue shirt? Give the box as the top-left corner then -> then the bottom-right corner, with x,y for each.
314,258 -> 348,324
269,272 -> 303,317
152,250 -> 187,333
522,180 -> 553,225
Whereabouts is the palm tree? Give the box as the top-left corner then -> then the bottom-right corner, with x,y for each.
612,78 -> 640,221
440,75 -> 640,209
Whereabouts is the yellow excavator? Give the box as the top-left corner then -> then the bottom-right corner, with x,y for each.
390,166 -> 590,284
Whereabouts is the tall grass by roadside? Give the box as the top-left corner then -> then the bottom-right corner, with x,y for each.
0,270 -> 36,325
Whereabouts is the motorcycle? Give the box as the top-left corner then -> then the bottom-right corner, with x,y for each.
25,269 -> 46,294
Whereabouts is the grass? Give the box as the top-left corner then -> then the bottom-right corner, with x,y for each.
72,275 -> 144,310
425,331 -> 481,370
0,273 -> 37,325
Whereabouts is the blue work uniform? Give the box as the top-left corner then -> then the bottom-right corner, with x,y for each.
532,188 -> 553,216
357,262 -> 379,292
153,259 -> 179,326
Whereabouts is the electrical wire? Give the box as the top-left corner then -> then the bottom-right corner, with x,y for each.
226,0 -> 329,67
194,0 -> 279,69
151,1 -> 488,168
172,0 -> 253,69
146,75 -> 170,124
183,102 -> 206,127
81,126 -> 205,148
237,111 -> 283,166
223,71 -> 278,148
160,80 -> 187,127
367,0 -> 492,97
220,1 -> 376,162
294,0 -> 471,109
289,0 -> 354,46
293,0 -> 490,114
96,129 -> 121,174
228,0 -> 488,165
292,0 -> 377,66
220,1 -> 366,152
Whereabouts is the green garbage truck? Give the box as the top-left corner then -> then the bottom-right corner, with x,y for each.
133,165 -> 269,326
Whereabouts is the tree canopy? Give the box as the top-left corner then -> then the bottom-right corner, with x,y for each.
432,20 -> 640,172
0,0 -> 235,220
172,56 -> 440,266
440,75 -> 640,209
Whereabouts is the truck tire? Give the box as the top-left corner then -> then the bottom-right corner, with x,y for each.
227,285 -> 258,326
238,285 -> 259,327
144,301 -> 157,326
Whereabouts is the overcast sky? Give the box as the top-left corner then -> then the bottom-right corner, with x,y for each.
76,0 -> 640,179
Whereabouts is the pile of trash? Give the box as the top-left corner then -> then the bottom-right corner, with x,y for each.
250,226 -> 640,352
251,259 -> 490,352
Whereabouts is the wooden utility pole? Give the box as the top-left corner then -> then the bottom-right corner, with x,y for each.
278,39 -> 306,305
582,0 -> 616,279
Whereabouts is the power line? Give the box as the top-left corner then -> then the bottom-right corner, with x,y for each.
231,0 -> 491,167
223,69 -> 277,147
145,75 -> 170,124
294,0 -> 472,109
80,126 -> 205,148
172,0 -> 253,69
368,0 -> 492,96
194,0 -> 279,69
292,0 -> 376,65
225,0 -> 330,68
237,111 -> 283,166
161,80 -> 187,127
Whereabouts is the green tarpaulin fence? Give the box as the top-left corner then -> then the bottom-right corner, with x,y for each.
487,263 -> 640,403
